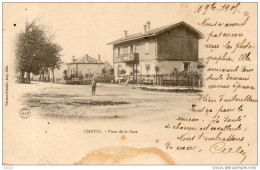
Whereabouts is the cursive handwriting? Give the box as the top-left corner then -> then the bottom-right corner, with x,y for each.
210,142 -> 247,164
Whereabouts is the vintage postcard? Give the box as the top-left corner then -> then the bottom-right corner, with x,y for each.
2,2 -> 257,165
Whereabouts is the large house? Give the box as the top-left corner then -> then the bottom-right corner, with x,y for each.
67,54 -> 112,79
108,21 -> 204,81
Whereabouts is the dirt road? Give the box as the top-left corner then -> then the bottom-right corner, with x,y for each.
4,82 -> 202,164
21,82 -> 201,123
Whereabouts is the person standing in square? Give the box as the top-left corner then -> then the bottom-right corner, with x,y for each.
91,78 -> 97,96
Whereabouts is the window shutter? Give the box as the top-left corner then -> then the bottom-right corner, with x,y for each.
133,45 -> 136,53
115,48 -> 118,58
145,42 -> 150,54
181,63 -> 184,71
128,46 -> 131,54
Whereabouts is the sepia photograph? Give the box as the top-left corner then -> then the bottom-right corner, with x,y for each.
2,2 -> 258,166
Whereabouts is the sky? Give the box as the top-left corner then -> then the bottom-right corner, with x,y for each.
4,3 -> 256,67
3,3 -> 201,65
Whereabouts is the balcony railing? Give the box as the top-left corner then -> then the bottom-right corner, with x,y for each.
120,53 -> 139,62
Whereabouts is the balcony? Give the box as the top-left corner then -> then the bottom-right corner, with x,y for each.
120,53 -> 139,62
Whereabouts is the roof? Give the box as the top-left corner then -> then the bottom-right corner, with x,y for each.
67,55 -> 104,64
107,21 -> 204,45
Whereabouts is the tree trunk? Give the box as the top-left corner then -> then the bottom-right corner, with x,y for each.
155,73 -> 157,85
42,72 -> 44,82
27,72 -> 31,83
52,68 -> 55,83
21,71 -> 24,83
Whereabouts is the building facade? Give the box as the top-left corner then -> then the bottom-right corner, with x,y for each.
108,21 -> 204,81
67,54 -> 105,79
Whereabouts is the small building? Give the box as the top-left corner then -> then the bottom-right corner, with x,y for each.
67,54 -> 106,79
108,21 -> 204,81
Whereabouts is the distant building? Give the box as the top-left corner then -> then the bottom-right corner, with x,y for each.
31,55 -> 113,83
67,54 -> 107,78
108,21 -> 204,80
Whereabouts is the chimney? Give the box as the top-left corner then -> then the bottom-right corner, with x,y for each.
72,55 -> 77,62
86,54 -> 89,62
143,25 -> 147,34
98,54 -> 101,62
124,30 -> 127,38
146,21 -> 150,31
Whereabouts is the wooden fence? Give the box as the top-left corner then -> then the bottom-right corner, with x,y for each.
126,72 -> 203,87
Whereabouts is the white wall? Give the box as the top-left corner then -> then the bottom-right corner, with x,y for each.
114,60 -> 198,80
67,63 -> 105,76
139,60 -> 158,75
157,61 -> 198,74
77,64 -> 105,76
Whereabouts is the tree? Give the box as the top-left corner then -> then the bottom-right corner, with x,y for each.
120,70 -> 126,75
109,68 -> 114,75
44,42 -> 63,82
145,64 -> 150,75
15,19 -> 47,82
15,19 -> 62,83
155,65 -> 159,74
197,58 -> 205,69
101,68 -> 107,76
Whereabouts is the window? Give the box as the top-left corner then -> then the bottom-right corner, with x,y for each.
130,45 -> 134,54
118,48 -> 121,57
184,62 -> 191,71
115,48 -> 118,58
145,42 -> 150,54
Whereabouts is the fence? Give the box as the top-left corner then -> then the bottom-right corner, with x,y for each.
125,72 -> 203,87
55,75 -> 114,85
